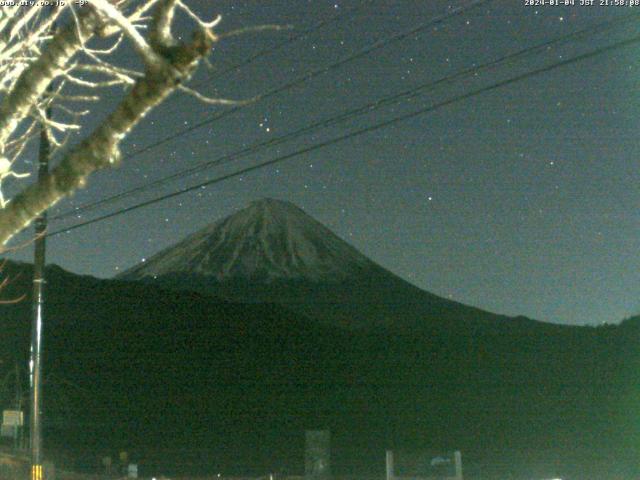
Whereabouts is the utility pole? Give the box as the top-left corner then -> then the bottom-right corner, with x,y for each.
29,9 -> 58,478
30,83 -> 52,480
15,361 -> 23,451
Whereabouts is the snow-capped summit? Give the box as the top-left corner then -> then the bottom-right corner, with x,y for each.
120,198 -> 375,283
120,198 -> 533,332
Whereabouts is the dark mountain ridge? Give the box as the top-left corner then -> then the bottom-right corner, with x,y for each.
1,198 -> 638,478
0,260 -> 637,478
118,198 -> 561,334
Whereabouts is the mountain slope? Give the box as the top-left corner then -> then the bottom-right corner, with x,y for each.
119,198 -> 543,332
122,198 -> 375,282
1,260 -> 639,478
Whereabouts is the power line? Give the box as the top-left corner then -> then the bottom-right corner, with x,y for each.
51,11 -> 640,222
47,33 -> 640,238
48,4 -> 368,223
74,2 -> 367,100
114,0 -> 492,163
193,1 -> 370,87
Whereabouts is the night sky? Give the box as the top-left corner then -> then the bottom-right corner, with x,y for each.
6,0 -> 640,326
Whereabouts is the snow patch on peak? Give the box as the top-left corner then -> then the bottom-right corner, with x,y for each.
120,199 -> 376,283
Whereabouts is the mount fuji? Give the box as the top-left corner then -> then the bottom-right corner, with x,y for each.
122,198 -> 375,283
119,198 -> 540,332
1,199 -> 637,477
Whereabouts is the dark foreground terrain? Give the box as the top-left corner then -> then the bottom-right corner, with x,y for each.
0,260 -> 638,479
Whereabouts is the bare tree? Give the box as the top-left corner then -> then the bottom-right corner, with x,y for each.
0,0 -> 230,247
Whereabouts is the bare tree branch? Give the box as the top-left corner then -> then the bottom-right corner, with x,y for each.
0,7 -> 101,153
88,0 -> 164,68
0,0 -> 218,246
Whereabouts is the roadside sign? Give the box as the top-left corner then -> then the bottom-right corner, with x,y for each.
2,410 -> 23,427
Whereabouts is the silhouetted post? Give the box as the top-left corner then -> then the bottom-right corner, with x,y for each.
14,362 -> 23,451
305,430 -> 331,480
385,450 -> 394,480
30,83 -> 52,480
453,451 -> 463,480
